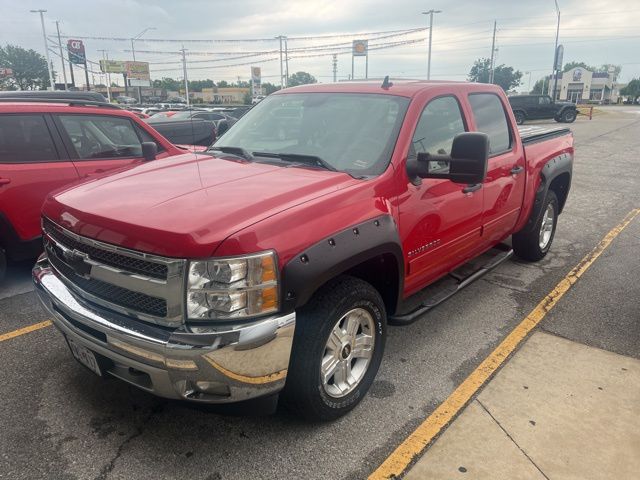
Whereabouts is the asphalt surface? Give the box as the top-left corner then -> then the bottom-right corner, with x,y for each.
1,106 -> 639,480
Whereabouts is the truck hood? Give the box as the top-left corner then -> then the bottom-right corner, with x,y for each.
43,153 -> 357,257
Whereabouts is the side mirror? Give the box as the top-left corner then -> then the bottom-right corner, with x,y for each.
407,132 -> 489,185
141,142 -> 158,161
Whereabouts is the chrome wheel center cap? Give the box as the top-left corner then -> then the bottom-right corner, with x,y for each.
341,343 -> 352,359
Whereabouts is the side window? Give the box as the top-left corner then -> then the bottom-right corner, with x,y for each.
0,114 -> 58,163
134,124 -> 165,152
58,115 -> 143,160
539,96 -> 551,105
411,96 -> 466,159
468,94 -> 512,155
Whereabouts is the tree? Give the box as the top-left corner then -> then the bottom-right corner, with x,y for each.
188,79 -> 215,92
0,44 -> 51,90
531,78 -> 546,94
263,82 -> 280,95
620,79 -> 640,102
152,77 -> 181,91
468,58 -> 522,91
287,71 -> 317,87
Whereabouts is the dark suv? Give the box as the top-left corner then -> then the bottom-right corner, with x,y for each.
0,94 -> 182,280
508,94 -> 577,125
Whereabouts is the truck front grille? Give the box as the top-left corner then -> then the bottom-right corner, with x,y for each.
43,218 -> 168,280
48,252 -> 168,317
42,218 -> 186,326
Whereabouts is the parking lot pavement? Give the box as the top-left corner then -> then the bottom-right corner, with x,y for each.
0,109 -> 638,480
405,332 -> 640,480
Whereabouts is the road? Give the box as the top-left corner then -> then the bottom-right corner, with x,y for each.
0,106 -> 638,480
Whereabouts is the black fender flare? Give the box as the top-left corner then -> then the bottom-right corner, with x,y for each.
280,215 -> 404,314
516,152 -> 573,235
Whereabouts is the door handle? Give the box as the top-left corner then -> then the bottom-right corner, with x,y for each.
0,178 -> 11,186
462,183 -> 482,194
510,166 -> 524,175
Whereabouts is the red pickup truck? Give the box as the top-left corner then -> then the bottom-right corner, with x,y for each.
0,95 -> 182,280
33,80 -> 573,421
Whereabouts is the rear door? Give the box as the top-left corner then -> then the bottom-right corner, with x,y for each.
467,93 -> 526,246
0,113 -> 78,243
53,114 -> 159,178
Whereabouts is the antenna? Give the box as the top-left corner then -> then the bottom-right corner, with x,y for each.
381,76 -> 393,90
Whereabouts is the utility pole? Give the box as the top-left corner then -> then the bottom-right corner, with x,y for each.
131,27 -> 155,103
180,47 -> 189,107
552,0 -> 561,101
54,21 -> 68,90
489,20 -> 497,84
276,35 -> 284,88
30,10 -> 55,90
332,54 -> 338,83
98,49 -> 112,102
284,37 -> 289,87
422,9 -> 442,80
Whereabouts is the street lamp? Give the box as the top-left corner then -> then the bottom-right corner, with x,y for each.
525,71 -> 532,93
131,27 -> 156,102
551,0 -> 561,100
30,10 -> 55,90
422,9 -> 442,80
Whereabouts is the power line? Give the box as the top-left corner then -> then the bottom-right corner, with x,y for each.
52,27 -> 428,44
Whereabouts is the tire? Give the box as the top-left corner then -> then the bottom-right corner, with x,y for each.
562,109 -> 577,123
513,190 -> 559,262
281,276 -> 387,421
514,111 -> 525,125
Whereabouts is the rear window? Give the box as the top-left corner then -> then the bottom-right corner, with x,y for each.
0,114 -> 59,163
469,93 -> 512,155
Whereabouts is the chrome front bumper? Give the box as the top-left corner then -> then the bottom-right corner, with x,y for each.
33,256 -> 296,403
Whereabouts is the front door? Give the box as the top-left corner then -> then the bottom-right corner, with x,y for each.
467,93 -> 526,246
53,114 -> 151,178
397,95 -> 484,295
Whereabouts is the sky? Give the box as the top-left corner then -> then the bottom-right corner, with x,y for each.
1,0 -> 638,90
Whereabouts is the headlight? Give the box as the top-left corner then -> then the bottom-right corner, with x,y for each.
186,251 -> 278,321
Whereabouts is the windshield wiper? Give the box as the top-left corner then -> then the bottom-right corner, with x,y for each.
208,146 -> 254,160
252,152 -> 337,171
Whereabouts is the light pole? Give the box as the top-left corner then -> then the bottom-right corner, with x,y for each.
525,71 -> 532,93
55,21 -> 68,90
30,10 -> 55,90
552,0 -> 561,101
131,27 -> 156,102
422,9 -> 442,80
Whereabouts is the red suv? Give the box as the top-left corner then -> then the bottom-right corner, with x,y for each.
0,94 -> 182,280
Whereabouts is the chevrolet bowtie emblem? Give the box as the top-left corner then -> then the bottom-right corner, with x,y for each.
62,249 -> 92,279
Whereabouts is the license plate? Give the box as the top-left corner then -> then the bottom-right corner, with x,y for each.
67,337 -> 102,376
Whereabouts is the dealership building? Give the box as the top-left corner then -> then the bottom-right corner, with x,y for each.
547,67 -> 620,103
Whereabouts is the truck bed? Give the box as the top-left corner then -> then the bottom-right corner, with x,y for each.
518,125 -> 571,145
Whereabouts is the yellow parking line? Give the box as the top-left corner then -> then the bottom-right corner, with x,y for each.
0,320 -> 52,342
369,207 -> 640,480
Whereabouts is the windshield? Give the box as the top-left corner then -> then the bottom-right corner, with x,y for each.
214,92 -> 410,176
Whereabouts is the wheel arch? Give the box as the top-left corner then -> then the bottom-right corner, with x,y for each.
515,152 -> 573,235
281,215 -> 404,317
